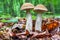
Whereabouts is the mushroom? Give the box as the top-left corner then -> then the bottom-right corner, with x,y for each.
21,3 -> 34,33
34,4 -> 48,32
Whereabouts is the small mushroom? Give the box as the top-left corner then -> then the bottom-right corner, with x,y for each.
34,4 -> 48,32
21,3 -> 34,32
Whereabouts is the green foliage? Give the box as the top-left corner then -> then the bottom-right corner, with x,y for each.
0,0 -> 60,19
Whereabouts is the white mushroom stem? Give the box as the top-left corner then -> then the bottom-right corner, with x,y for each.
26,11 -> 32,32
35,13 -> 42,31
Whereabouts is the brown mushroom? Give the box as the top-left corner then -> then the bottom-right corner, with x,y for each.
34,4 -> 48,32
21,3 -> 34,34
31,4 -> 48,40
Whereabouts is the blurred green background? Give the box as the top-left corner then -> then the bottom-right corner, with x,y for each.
0,0 -> 60,20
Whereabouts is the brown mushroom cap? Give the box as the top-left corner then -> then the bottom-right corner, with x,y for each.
34,4 -> 48,13
21,3 -> 34,10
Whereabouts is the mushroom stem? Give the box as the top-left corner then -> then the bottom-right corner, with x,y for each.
35,13 -> 42,32
26,11 -> 32,32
